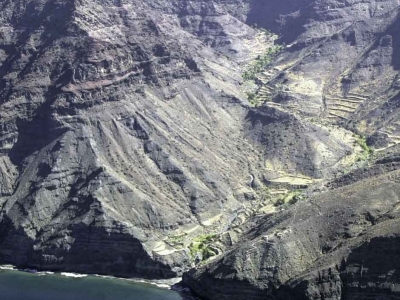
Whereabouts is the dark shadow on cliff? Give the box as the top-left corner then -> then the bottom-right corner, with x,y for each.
28,222 -> 179,279
8,97 -> 69,168
244,106 -> 319,178
0,215 -> 179,278
247,0 -> 313,44
0,0 -> 76,103
0,215 -> 35,266
387,9 -> 400,70
343,235 -> 400,299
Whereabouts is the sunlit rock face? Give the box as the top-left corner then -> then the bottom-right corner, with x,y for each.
182,0 -> 400,299
0,0 -> 264,277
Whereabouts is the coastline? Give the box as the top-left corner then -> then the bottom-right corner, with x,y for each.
0,264 -> 179,288
0,264 -> 198,299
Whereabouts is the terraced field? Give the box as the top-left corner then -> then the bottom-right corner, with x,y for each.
324,92 -> 368,121
376,127 -> 400,151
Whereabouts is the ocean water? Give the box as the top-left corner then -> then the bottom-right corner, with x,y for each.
0,268 -> 184,300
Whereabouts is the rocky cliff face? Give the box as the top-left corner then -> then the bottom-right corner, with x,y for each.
183,0 -> 400,299
0,0 -> 266,277
184,166 -> 400,299
1,0 -> 400,298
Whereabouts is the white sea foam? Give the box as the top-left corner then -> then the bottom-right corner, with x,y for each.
93,274 -> 181,290
37,271 -> 55,276
1,266 -> 180,290
93,274 -> 114,279
128,277 -> 182,290
60,272 -> 88,278
0,265 -> 16,271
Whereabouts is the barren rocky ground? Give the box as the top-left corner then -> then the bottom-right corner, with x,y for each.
0,0 -> 400,299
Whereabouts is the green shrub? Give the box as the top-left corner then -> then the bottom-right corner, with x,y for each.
274,190 -> 303,206
189,234 -> 218,261
354,134 -> 373,161
167,233 -> 187,245
242,45 -> 283,81
247,92 -> 256,101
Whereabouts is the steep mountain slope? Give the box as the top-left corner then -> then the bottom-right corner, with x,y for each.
184,0 -> 400,299
185,162 -> 400,299
0,0 -> 357,277
0,0 -> 264,277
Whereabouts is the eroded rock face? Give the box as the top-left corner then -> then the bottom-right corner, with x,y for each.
0,0 -> 264,277
184,169 -> 400,299
183,0 -> 400,299
0,0 -> 363,278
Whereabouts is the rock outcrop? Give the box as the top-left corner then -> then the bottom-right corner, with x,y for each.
184,165 -> 400,299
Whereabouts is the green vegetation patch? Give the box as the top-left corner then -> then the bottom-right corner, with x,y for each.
274,190 -> 304,206
167,233 -> 187,245
243,45 -> 283,81
189,234 -> 218,261
354,134 -> 373,161
247,92 -> 257,106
